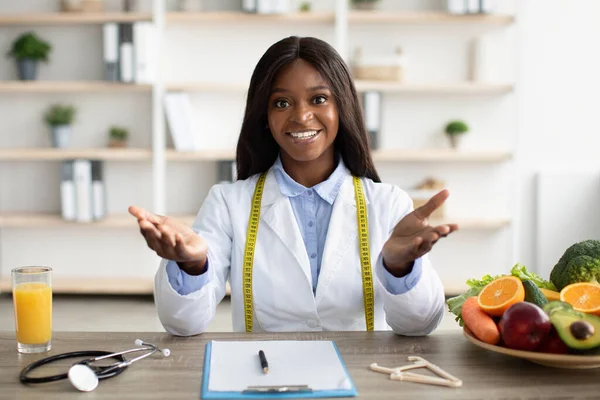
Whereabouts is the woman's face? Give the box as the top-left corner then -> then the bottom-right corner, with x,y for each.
267,59 -> 339,164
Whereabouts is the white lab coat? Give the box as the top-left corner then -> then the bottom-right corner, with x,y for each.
154,167 -> 445,336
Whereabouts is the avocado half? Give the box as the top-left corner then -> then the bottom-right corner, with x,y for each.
550,310 -> 600,350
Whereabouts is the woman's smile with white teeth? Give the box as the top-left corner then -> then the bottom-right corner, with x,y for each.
288,130 -> 321,139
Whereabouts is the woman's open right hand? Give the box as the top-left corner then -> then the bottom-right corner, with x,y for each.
128,206 -> 208,275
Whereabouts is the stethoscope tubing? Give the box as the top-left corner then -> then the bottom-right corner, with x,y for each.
20,350 -> 128,384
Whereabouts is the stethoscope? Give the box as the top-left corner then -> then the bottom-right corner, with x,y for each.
20,339 -> 170,392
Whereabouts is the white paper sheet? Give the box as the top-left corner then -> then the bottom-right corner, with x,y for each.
208,340 -> 353,392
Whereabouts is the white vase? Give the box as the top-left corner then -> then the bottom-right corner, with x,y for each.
448,134 -> 462,149
51,125 -> 72,148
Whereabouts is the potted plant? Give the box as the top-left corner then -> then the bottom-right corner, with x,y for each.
444,120 -> 469,149
299,1 -> 311,12
44,105 -> 76,148
350,0 -> 381,10
108,126 -> 129,148
6,32 -> 52,81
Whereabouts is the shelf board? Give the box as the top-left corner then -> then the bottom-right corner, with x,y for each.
0,81 -> 152,93
354,81 -> 514,94
0,277 -> 154,295
166,81 -> 513,94
0,12 -> 152,25
166,11 -> 334,24
0,213 -> 509,230
166,82 -> 247,92
348,11 -> 515,25
0,148 -> 152,161
0,213 -> 137,228
431,218 -> 511,229
373,149 -> 512,162
0,213 -> 196,228
0,277 -> 230,296
166,149 -> 236,161
166,149 -> 511,162
443,282 -> 469,297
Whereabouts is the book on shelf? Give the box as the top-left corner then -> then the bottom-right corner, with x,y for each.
217,160 -> 237,183
91,161 -> 106,220
447,0 -> 496,14
103,22 -> 157,83
102,23 -> 119,81
119,23 -> 134,83
242,0 -> 257,12
60,161 -> 77,221
133,22 -> 157,84
60,160 -> 106,223
362,91 -> 382,150
164,92 -> 201,151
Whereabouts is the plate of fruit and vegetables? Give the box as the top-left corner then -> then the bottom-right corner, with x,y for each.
447,240 -> 600,368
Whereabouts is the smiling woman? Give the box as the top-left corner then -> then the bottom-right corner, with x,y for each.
129,36 -> 459,336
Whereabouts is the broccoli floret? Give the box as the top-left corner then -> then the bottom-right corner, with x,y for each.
550,240 -> 600,290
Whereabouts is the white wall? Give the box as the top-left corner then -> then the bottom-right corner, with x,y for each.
4,0 -> 596,291
516,0 -> 600,277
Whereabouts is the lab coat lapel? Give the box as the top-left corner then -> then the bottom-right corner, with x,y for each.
315,175 -> 370,305
260,171 -> 313,289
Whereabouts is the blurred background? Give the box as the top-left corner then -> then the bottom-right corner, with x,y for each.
0,0 -> 598,333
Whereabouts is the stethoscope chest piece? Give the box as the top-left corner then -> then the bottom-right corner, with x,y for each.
68,364 -> 99,392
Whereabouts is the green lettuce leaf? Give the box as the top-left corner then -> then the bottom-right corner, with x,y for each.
510,263 -> 557,291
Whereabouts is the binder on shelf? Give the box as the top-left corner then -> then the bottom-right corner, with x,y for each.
217,160 -> 237,183
133,22 -> 157,84
60,160 -> 76,221
362,91 -> 382,150
202,340 -> 357,399
119,23 -> 135,83
91,161 -> 106,220
102,23 -> 119,81
466,0 -> 480,13
447,0 -> 466,14
163,92 -> 200,151
242,0 -> 257,12
73,159 -> 93,222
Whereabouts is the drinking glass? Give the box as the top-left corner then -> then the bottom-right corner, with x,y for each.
12,266 -> 53,353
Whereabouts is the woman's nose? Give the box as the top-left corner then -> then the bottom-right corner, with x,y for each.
291,105 -> 313,124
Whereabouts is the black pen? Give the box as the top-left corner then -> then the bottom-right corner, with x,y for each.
258,350 -> 269,374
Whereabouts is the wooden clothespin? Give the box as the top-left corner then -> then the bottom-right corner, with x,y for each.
370,356 -> 462,388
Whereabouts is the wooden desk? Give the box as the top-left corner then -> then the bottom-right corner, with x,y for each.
1,331 -> 598,399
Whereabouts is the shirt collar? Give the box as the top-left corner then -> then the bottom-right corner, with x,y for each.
272,154 -> 348,205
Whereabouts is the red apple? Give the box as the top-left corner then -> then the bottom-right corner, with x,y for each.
537,328 -> 569,354
499,302 -> 552,351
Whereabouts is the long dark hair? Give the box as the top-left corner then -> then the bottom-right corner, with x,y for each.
235,36 -> 380,183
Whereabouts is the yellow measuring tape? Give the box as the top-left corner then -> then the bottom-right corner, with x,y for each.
242,173 -> 374,332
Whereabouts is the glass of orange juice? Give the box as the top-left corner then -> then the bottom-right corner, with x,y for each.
12,266 -> 52,353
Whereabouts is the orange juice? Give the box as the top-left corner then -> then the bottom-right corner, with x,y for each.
13,282 -> 52,344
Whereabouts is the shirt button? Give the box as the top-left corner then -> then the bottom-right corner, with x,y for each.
308,221 -> 314,228
307,190 -> 313,196
310,253 -> 317,259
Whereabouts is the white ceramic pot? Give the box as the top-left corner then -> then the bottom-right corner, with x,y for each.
51,125 -> 72,148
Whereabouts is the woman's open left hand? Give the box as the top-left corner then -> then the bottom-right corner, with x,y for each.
381,190 -> 459,277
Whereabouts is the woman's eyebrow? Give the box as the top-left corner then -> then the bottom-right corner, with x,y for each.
271,85 -> 331,94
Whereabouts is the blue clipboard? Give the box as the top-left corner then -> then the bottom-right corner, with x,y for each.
201,341 -> 358,399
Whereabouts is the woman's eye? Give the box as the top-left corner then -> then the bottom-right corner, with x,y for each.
274,100 -> 289,108
313,96 -> 327,104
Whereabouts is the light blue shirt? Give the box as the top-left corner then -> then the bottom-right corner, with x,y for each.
166,156 -> 422,296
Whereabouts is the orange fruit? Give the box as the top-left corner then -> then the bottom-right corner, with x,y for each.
477,276 -> 525,317
559,282 -> 600,316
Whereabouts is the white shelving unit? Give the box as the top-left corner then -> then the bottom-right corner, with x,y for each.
0,0 -> 517,295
